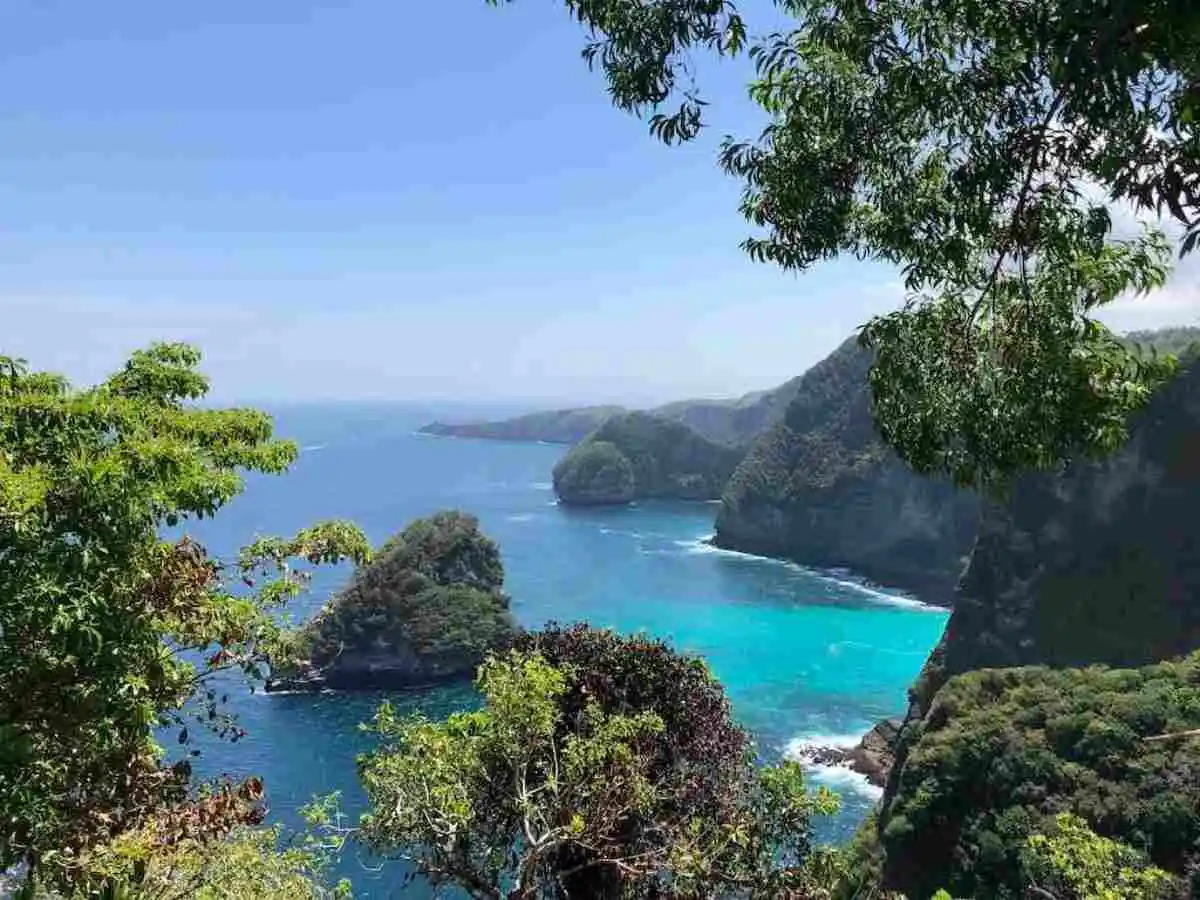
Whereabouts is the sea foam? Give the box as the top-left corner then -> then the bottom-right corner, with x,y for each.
784,734 -> 885,801
675,535 -> 942,613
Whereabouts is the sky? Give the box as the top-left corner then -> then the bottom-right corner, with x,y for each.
4,1 -> 1199,407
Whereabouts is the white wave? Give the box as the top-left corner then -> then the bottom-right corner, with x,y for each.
506,513 -> 537,523
783,734 -> 884,801
674,535 -> 944,613
301,443 -> 327,452
530,482 -> 553,491
806,764 -> 885,800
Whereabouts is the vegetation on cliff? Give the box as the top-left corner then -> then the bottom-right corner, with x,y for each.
275,511 -> 518,690
877,654 -> 1200,899
359,624 -> 841,899
553,412 -> 743,505
550,439 -> 635,504
715,336 -> 978,602
0,345 -> 365,896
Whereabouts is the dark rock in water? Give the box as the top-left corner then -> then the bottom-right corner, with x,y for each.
848,718 -> 900,787
265,650 -> 481,693
791,719 -> 901,789
714,336 -> 979,606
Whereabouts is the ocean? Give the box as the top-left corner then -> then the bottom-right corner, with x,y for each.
179,403 -> 948,898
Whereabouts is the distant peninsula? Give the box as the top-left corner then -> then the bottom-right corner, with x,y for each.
420,406 -> 626,445
267,511 -> 517,692
552,412 -> 743,505
418,375 -> 807,449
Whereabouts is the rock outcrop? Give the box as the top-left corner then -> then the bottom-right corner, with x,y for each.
714,337 -> 979,605
553,413 -> 744,506
267,511 -> 517,692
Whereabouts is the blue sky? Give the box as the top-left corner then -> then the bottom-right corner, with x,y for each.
4,1 -> 1198,406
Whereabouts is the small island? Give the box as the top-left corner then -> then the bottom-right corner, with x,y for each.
552,412 -> 744,506
267,511 -> 518,692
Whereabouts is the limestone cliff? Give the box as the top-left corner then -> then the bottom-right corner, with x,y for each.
868,356 -> 1200,897
907,356 -> 1200,712
714,336 -> 979,605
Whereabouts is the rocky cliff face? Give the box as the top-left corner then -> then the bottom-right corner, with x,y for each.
714,337 -> 979,605
907,357 -> 1200,712
869,359 -> 1200,891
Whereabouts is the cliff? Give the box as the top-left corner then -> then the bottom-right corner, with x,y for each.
267,511 -> 517,692
553,412 -> 744,505
862,350 -> 1200,897
906,354 -> 1200,712
713,336 -> 979,604
419,376 -> 807,449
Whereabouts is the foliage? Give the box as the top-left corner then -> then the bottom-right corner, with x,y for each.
285,511 -> 517,683
35,795 -> 352,900
370,510 -> 506,598
553,413 -> 743,504
552,439 -> 636,504
0,344 -> 369,891
878,653 -> 1200,899
1023,812 -> 1175,900
359,629 -> 839,899
495,0 -> 1200,486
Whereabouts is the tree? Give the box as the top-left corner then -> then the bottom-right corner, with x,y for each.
490,0 -> 1200,486
0,343 -> 370,892
358,627 -> 839,899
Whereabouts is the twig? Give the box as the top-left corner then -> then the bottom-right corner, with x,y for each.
970,84 -> 1069,325
1144,728 -> 1200,742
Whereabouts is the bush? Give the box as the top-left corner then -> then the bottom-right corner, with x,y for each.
879,653 -> 1200,899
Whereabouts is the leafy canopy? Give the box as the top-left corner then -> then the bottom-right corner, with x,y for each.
358,627 -> 839,899
493,0 -> 1200,485
0,343 -> 369,891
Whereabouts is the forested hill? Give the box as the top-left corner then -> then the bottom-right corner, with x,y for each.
714,335 -> 980,604
552,412 -> 745,505
418,375 -> 807,448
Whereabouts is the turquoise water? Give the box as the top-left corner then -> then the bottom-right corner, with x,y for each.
181,404 -> 947,897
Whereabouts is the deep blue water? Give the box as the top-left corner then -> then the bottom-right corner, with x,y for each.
179,404 -> 947,898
